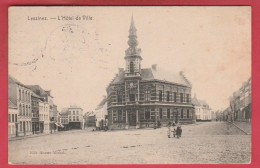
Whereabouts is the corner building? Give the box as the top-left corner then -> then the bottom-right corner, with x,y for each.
106,17 -> 195,130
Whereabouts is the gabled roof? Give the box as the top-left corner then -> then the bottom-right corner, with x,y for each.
109,66 -> 191,87
8,99 -> 17,109
191,95 -> 201,106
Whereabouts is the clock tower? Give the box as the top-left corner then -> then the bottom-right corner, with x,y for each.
124,16 -> 142,77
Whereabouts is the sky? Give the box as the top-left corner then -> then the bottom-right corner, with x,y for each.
9,6 -> 251,112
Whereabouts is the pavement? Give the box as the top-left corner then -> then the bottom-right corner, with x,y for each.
231,121 -> 252,135
8,121 -> 251,164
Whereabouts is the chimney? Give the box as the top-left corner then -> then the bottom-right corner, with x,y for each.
152,64 -> 157,71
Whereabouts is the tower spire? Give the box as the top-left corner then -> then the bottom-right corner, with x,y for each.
124,15 -> 142,77
129,15 -> 136,36
126,15 -> 141,56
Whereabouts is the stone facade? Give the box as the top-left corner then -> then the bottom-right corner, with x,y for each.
106,17 -> 195,130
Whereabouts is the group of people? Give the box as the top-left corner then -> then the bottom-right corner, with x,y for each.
167,122 -> 182,139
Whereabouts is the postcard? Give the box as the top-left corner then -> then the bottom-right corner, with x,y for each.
8,6 -> 251,164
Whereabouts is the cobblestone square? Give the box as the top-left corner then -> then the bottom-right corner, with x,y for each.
8,122 -> 251,164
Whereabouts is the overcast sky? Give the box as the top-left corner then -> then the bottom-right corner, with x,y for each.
9,6 -> 251,112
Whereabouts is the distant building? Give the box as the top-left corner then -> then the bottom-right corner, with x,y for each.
8,99 -> 18,138
229,77 -> 251,122
94,96 -> 107,129
9,75 -> 33,136
31,92 -> 43,134
192,94 -> 212,121
59,108 -> 69,130
68,105 -> 84,129
106,17 -> 195,130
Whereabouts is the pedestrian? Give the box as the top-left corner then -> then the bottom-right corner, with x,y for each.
179,126 -> 182,137
176,126 -> 181,139
167,122 -> 172,138
167,126 -> 171,138
173,128 -> 176,138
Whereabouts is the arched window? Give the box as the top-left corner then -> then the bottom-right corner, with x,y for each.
130,62 -> 134,74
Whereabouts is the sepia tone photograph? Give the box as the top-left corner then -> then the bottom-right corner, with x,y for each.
8,6 -> 251,164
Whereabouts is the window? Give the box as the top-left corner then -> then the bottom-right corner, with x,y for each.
130,61 -> 134,74
166,91 -> 170,102
159,108 -> 163,119
22,105 -> 25,116
76,116 -> 79,121
12,114 -> 14,122
118,110 -> 122,120
25,91 -> 27,101
145,108 -> 150,119
180,93 -> 183,103
181,109 -> 184,118
19,104 -> 22,115
15,114 -> 17,122
159,90 -> 163,101
145,90 -> 150,101
26,105 -> 28,116
186,94 -> 190,103
19,89 -> 21,100
129,94 -> 135,102
8,114 -> 11,122
22,90 -> 24,101
73,111 -> 75,115
117,92 -> 122,103
167,109 -> 170,119
20,122 -> 22,131
69,116 -> 71,121
73,116 -> 75,121
77,111 -> 79,115
187,109 -> 190,118
174,92 -> 177,102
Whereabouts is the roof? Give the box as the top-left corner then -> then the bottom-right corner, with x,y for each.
8,75 -> 29,89
26,85 -> 52,97
8,99 -> 17,109
191,94 -> 201,106
31,91 -> 43,99
192,94 -> 209,107
60,108 -> 69,115
95,96 -> 107,110
109,66 -> 191,87
69,105 -> 82,109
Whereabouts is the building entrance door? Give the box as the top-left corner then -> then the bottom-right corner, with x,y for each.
128,110 -> 136,126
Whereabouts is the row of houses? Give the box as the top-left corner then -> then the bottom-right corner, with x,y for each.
220,77 -> 251,122
8,75 -> 59,138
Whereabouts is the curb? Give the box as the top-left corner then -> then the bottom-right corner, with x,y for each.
228,121 -> 249,135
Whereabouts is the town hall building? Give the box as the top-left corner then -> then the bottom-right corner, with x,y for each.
106,17 -> 196,130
